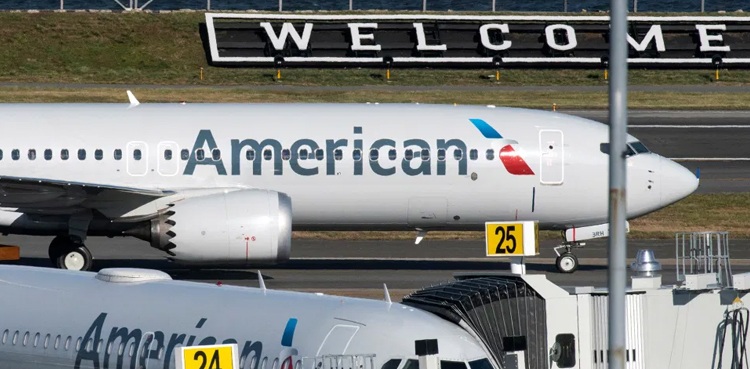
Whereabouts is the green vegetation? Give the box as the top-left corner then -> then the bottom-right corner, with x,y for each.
0,12 -> 749,88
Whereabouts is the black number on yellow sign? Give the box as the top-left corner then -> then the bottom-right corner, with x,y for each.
495,225 -> 517,254
194,350 -> 222,369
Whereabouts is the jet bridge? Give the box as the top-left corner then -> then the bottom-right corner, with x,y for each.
403,231 -> 750,369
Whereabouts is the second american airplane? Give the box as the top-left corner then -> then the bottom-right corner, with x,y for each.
0,94 -> 698,272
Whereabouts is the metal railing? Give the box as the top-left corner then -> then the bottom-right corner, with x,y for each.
675,231 -> 733,288
38,0 -> 735,13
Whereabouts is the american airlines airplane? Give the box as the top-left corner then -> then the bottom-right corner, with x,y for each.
0,94 -> 698,273
0,265 -> 496,369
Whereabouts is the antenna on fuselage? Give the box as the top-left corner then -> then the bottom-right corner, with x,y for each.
383,283 -> 392,305
257,270 -> 267,291
126,90 -> 140,108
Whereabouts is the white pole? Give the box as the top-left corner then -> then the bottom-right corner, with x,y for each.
492,0 -> 495,12
279,0 -> 282,11
608,0 -> 629,368
422,0 -> 426,11
207,0 -> 210,10
349,0 -> 352,10
60,0 -> 63,10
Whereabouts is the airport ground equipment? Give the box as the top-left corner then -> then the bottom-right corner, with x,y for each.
404,231 -> 750,369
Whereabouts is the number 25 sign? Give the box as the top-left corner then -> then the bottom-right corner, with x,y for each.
485,221 -> 539,257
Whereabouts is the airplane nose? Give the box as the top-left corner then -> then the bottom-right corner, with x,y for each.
660,156 -> 699,207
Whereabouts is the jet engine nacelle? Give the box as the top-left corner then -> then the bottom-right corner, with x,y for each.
129,189 -> 292,265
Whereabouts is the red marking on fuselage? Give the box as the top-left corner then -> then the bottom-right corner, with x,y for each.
499,145 -> 535,175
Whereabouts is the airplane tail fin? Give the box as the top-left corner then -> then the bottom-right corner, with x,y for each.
126,90 -> 140,108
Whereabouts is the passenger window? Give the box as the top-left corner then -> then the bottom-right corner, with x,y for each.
246,150 -> 255,161
1,330 -> 7,344
23,332 -> 28,346
33,332 -> 39,347
65,336 -> 71,351
129,342 -> 135,357
352,149 -> 362,161
60,149 -> 69,160
282,149 -> 291,160
54,335 -> 60,350
486,149 -> 494,160
95,149 -> 103,160
181,149 -> 189,160
76,337 -> 81,351
388,149 -> 397,160
106,342 -> 112,354
164,149 -> 172,160
381,359 -> 402,369
44,334 -> 49,349
369,149 -> 379,161
421,149 -> 430,160
11,149 -> 19,160
195,149 -> 205,161
0,149 -> 3,160
454,149 -> 463,160
299,149 -> 308,160
334,149 -> 343,161
78,149 -> 86,160
315,149 -> 324,160
28,149 -> 36,160
404,149 -> 413,160
118,342 -> 125,355
12,331 -> 18,345
43,149 -> 52,161
212,149 -> 221,161
261,357 -> 268,369
263,149 -> 272,160
470,149 -> 478,160
133,149 -> 142,161
437,149 -> 446,161
113,149 -> 122,161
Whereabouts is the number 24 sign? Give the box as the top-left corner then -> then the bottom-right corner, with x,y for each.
177,344 -> 239,369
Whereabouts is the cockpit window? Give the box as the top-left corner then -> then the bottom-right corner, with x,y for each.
629,141 -> 650,154
599,143 -> 640,157
402,360 -> 419,369
380,359 -> 401,369
469,359 -> 493,369
440,361 -> 468,369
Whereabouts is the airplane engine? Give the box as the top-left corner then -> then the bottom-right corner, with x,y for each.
127,189 -> 292,265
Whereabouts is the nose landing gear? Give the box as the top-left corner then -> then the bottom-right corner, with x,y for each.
554,242 -> 584,273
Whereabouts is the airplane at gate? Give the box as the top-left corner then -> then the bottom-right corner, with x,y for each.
0,265 -> 497,369
0,95 -> 698,272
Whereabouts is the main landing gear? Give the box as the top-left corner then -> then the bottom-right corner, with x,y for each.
48,235 -> 93,271
554,242 -> 584,273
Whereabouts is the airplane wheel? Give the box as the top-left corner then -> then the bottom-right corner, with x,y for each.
556,252 -> 579,273
47,235 -> 68,265
56,242 -> 93,271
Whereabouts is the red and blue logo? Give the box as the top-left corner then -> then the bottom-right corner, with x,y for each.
470,118 -> 535,176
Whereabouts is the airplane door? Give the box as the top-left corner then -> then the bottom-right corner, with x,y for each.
127,141 -> 149,176
407,197 -> 448,227
539,130 -> 564,185
157,141 -> 180,176
316,325 -> 359,356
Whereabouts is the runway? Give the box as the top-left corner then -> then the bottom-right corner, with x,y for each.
566,110 -> 750,194
4,235 -> 750,301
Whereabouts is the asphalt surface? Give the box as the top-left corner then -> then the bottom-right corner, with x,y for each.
3,235 -> 750,301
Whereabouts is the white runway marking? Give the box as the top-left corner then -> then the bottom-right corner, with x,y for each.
632,125 -> 750,128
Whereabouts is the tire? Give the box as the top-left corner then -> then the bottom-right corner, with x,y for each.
556,252 -> 579,273
56,244 -> 93,271
47,235 -> 68,265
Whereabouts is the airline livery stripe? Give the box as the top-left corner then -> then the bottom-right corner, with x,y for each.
469,118 -> 503,139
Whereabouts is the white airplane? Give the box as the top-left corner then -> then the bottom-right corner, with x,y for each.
0,94 -> 698,272
0,265 -> 496,369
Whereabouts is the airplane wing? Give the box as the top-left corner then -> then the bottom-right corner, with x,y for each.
0,175 -> 173,215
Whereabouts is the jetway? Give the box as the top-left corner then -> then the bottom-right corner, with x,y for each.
404,232 -> 750,369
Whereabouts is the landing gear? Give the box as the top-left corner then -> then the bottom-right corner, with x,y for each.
48,235 -> 93,271
554,242 -> 584,274
555,252 -> 579,273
